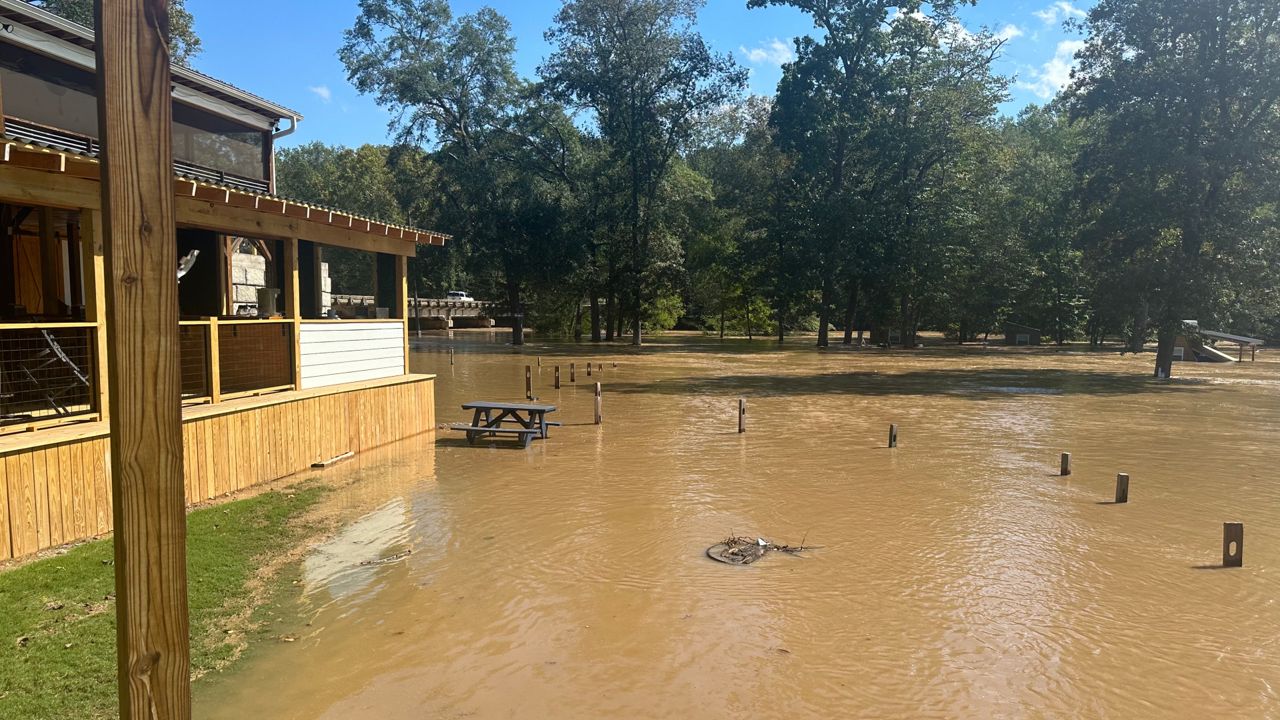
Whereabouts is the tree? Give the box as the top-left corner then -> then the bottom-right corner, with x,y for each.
1068,0 -> 1280,377
31,0 -> 201,63
342,0 -> 575,345
542,0 -> 746,345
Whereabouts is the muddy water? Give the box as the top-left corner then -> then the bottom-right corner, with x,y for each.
195,336 -> 1280,719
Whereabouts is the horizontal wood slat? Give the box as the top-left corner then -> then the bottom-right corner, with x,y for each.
0,377 -> 434,561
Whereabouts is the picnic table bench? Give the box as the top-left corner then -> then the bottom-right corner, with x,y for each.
449,400 -> 559,448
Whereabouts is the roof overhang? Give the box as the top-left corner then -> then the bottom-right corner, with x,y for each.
0,137 -> 449,255
0,0 -> 300,130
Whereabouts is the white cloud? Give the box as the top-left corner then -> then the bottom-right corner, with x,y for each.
739,38 -> 794,66
996,24 -> 1025,41
308,85 -> 332,103
1034,1 -> 1087,25
1016,39 -> 1086,99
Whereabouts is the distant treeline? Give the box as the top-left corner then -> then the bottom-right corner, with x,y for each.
270,0 -> 1279,378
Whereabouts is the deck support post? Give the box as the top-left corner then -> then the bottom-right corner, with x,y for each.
80,209 -> 110,420
284,237 -> 301,389
94,0 -> 193,717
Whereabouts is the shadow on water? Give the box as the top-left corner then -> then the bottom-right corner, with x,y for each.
601,368 -> 1206,399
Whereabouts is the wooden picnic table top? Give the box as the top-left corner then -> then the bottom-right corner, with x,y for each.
461,400 -> 558,412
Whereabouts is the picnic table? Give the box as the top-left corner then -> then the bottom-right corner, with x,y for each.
450,400 -> 559,448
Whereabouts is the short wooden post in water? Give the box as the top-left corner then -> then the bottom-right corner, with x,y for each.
1114,473 -> 1129,503
594,383 -> 602,425
449,347 -> 454,365
888,424 -> 898,448
1223,522 -> 1244,567
570,363 -> 576,383
554,366 -> 561,389
525,365 -> 532,399
1060,452 -> 1071,476
537,356 -> 542,368
587,362 -> 592,377
738,398 -> 747,433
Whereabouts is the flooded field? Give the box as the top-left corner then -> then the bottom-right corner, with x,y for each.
196,336 -> 1280,719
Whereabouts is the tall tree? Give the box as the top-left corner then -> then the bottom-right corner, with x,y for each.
341,0 -> 574,345
542,0 -> 746,345
31,0 -> 201,63
1068,0 -> 1280,377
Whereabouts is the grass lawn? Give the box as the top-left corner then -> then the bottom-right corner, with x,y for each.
0,484 -> 328,719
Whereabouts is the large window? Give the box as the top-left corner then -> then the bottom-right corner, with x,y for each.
0,41 -> 268,181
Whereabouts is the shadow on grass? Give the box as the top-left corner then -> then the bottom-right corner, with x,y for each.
599,368 -> 1205,399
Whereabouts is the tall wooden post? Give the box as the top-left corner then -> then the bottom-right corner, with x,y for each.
738,398 -> 747,433
594,382 -> 602,425
94,1 -> 192,718
525,365 -> 532,400
283,238 -> 301,389
395,254 -> 409,374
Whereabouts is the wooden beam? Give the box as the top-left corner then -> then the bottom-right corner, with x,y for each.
283,237 -> 301,389
79,210 -> 109,421
94,1 -> 192,718
38,207 -> 61,314
396,254 -> 408,373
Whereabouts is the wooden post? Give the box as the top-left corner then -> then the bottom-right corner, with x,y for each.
94,0 -> 192,716
888,423 -> 897,448
1114,473 -> 1129,503
1060,452 -> 1071,476
283,237 -> 301,389
587,362 -> 592,377
207,317 -> 221,403
594,382 -> 602,425
39,207 -> 62,314
449,347 -> 454,365
525,365 -> 532,400
80,210 -> 110,421
1223,522 -> 1243,567
570,362 -> 576,383
555,366 -> 561,389
738,398 -> 747,433
395,254 -> 409,374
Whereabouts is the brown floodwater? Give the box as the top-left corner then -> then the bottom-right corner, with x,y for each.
195,335 -> 1280,719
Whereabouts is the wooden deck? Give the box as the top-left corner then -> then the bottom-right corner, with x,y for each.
0,373 -> 436,561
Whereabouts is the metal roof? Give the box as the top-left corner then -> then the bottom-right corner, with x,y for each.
0,0 -> 301,122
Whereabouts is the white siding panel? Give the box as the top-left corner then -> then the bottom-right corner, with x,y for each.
299,322 -> 405,389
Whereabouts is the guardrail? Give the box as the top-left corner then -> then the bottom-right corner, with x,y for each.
0,322 -> 99,432
179,318 -> 295,404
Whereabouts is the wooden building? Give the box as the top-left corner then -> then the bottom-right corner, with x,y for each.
0,0 -> 445,561
1004,322 -> 1041,346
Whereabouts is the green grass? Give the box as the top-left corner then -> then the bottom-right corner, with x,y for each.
0,484 -> 328,720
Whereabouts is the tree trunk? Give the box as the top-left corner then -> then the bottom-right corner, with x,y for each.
816,279 -> 831,348
744,294 -> 753,340
631,285 -> 641,346
604,288 -> 615,342
719,306 -> 725,339
507,281 -> 524,346
1154,325 -> 1176,378
842,282 -> 858,345
776,298 -> 785,343
1127,300 -> 1148,353
573,297 -> 584,343
590,294 -> 601,342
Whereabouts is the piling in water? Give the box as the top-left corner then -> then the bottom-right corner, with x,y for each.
1115,473 -> 1129,503
449,347 -> 455,365
888,424 -> 897,448
587,363 -> 592,377
525,365 -> 532,399
554,366 -> 561,389
1223,522 -> 1244,567
738,398 -> 746,433
594,383 -> 602,425
570,363 -> 576,383
1060,452 -> 1071,476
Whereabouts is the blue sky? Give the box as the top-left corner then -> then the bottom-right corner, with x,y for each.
184,0 -> 1092,149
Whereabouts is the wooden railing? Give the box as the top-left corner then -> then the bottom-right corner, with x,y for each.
178,318 -> 295,404
0,322 -> 100,433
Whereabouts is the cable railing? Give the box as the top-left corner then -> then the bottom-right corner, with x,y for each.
179,318 -> 295,403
